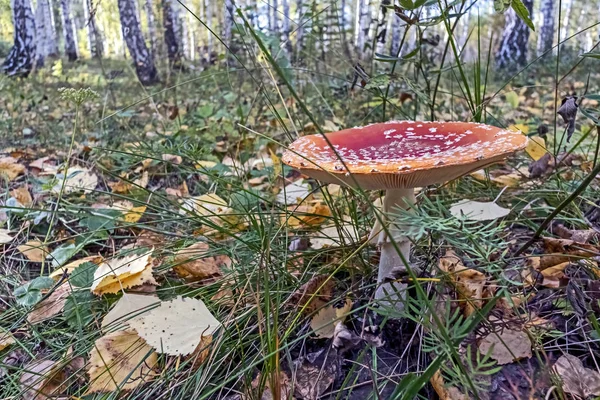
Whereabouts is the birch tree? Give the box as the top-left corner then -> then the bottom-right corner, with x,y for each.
60,0 -> 78,61
83,0 -> 103,58
375,0 -> 390,55
35,0 -> 58,65
144,0 -> 158,56
495,0 -> 534,70
117,0 -> 159,84
537,0 -> 555,55
163,0 -> 183,66
3,0 -> 36,76
295,0 -> 311,60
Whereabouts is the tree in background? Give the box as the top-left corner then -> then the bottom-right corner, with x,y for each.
3,0 -> 36,76
60,0 -> 78,61
495,0 -> 534,70
163,0 -> 183,67
35,0 -> 58,66
117,0 -> 159,84
144,0 -> 158,57
84,0 -> 103,58
537,0 -> 555,56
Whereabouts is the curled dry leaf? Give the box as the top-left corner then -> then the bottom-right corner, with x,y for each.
0,332 -> 15,351
293,349 -> 339,400
128,296 -> 221,356
20,359 -> 67,399
91,252 -> 156,295
27,283 -> 71,324
0,156 -> 26,181
284,202 -> 332,228
101,293 -> 160,331
430,370 -> 469,400
332,323 -> 361,352
184,335 -> 214,371
172,242 -> 231,281
11,186 -> 33,206
17,240 -> 50,262
438,250 -> 487,317
290,274 -> 335,315
86,329 -> 157,394
310,299 -> 353,338
478,329 -> 532,365
554,354 -> 600,398
539,237 -> 598,270
249,371 -> 292,400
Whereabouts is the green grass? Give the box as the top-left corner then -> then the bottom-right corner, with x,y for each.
2,12 -> 600,399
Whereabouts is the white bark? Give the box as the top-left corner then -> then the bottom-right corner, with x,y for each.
35,0 -> 58,64
537,0 -> 555,55
83,0 -> 102,57
144,0 -> 157,56
60,0 -> 78,61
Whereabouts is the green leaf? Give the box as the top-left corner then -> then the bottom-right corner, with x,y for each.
48,243 -> 78,268
69,262 -> 97,288
13,276 -> 54,307
581,52 -> 600,60
511,0 -> 535,31
494,0 -> 511,12
584,94 -> 600,101
505,91 -> 520,109
64,290 -> 94,329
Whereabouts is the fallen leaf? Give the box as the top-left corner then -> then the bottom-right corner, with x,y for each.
540,237 -> 598,270
284,202 -> 332,228
431,370 -> 469,400
184,335 -> 214,371
172,242 -> 231,281
554,354 -> 600,398
275,180 -> 311,205
27,283 -> 71,324
525,136 -> 547,161
438,250 -> 487,317
91,252 -> 155,295
128,296 -> 221,356
449,200 -> 510,221
49,255 -> 103,280
310,224 -> 360,250
86,329 -> 157,393
0,156 -> 26,181
249,371 -> 292,400
0,332 -> 15,351
20,359 -> 67,399
11,186 -> 32,206
293,349 -> 338,400
478,329 -> 532,365
51,166 -> 98,194
17,240 -> 50,262
101,293 -> 160,331
310,299 -> 353,338
162,154 -> 182,164
0,229 -> 15,244
290,275 -> 336,315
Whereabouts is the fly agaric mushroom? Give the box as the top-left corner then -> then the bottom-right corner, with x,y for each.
282,121 -> 527,301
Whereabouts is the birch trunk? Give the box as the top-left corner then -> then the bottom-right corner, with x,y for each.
60,0 -> 78,61
84,0 -> 103,58
375,0 -> 390,55
537,0 -> 554,55
35,0 -> 58,65
3,0 -> 36,76
163,0 -> 183,66
495,0 -> 533,70
118,0 -> 159,84
144,0 -> 157,56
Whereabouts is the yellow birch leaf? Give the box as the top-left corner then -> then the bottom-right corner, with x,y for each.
525,136 -> 547,161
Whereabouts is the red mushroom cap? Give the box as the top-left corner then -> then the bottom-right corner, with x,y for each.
282,121 -> 528,189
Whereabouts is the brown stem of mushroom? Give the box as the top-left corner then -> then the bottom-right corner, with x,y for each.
374,188 -> 415,301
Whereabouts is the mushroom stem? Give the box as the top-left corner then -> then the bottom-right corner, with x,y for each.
374,188 -> 415,301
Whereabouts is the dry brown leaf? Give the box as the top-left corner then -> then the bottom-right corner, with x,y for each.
29,156 -> 54,172
20,359 -> 67,399
51,166 -> 98,194
0,229 -> 14,244
554,354 -> 600,398
86,329 -> 157,394
184,336 -> 213,372
18,240 -> 50,262
249,371 -> 292,400
310,299 -> 353,338
290,275 -> 336,315
0,332 -> 15,351
293,349 -> 338,400
430,370 -> 469,400
540,237 -> 598,269
11,186 -> 32,206
172,242 -> 231,281
438,250 -> 487,317
162,154 -> 182,164
28,283 -> 71,324
478,329 -> 532,365
0,156 -> 26,181
284,202 -> 332,228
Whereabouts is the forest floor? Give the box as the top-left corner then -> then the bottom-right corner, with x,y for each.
1,59 -> 600,399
